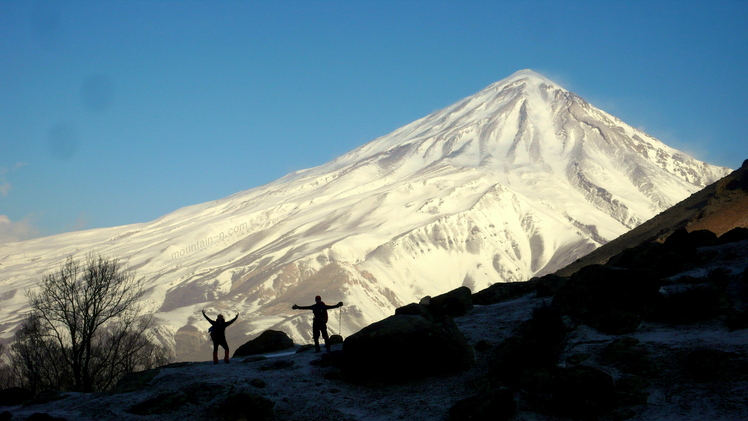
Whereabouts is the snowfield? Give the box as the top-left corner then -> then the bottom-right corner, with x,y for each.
0,70 -> 731,362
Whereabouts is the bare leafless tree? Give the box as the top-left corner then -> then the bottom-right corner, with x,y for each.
11,253 -> 170,392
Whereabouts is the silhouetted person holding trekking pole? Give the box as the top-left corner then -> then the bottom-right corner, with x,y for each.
202,310 -> 238,364
292,295 -> 343,352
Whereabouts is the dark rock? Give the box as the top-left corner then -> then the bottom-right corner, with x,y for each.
566,353 -> 591,365
128,391 -> 190,415
535,274 -> 569,298
717,227 -> 748,245
686,229 -> 719,248
602,337 -> 640,361
0,387 -> 34,406
488,304 -> 570,384
394,303 -> 433,321
616,375 -> 651,406
600,337 -> 655,376
22,391 -> 67,406
685,348 -> 735,382
250,378 -> 267,388
128,382 -> 219,415
489,336 -> 527,384
662,228 -> 690,251
652,282 -> 729,324
472,279 -> 538,305
323,368 -> 343,381
25,414 -> 66,421
309,350 -> 343,368
233,330 -> 293,357
448,387 -> 516,421
552,265 -> 660,334
610,407 -> 638,421
111,368 -> 161,394
726,267 -> 748,329
295,345 -> 316,353
428,286 -> 474,318
341,314 -> 474,384
215,392 -> 275,421
607,242 -> 686,278
474,340 -> 493,353
0,411 -> 10,421
328,334 -> 344,345
259,359 -> 294,371
549,366 -> 617,419
664,228 -> 718,254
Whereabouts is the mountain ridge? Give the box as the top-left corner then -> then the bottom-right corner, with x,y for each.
0,70 -> 731,361
556,158 -> 748,277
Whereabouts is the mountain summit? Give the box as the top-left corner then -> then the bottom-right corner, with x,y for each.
0,70 -> 730,360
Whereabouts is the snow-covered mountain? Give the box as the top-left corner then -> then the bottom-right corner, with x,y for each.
0,70 -> 731,361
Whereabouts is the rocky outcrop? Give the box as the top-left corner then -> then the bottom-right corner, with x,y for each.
341,314 -> 474,385
234,330 -> 294,357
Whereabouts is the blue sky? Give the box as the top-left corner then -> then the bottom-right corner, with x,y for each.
1,1 -> 747,241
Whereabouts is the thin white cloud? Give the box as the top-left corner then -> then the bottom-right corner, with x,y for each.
0,162 -> 27,196
0,214 -> 40,243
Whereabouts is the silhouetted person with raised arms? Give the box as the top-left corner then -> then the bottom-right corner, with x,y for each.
292,295 -> 343,352
202,310 -> 238,364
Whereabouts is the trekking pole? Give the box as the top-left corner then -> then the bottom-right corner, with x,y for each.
339,307 -> 343,337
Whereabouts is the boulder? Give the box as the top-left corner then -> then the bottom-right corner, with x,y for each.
664,228 -> 718,254
328,334 -> 344,345
552,265 -> 660,334
717,227 -> 748,245
233,330 -> 293,357
428,286 -> 473,318
394,303 -> 433,321
341,314 -> 474,384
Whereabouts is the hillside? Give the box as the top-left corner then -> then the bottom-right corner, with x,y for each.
557,158 -> 748,277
